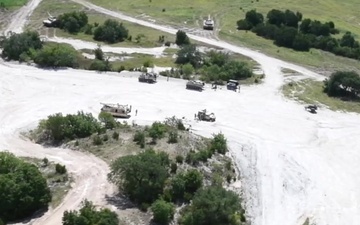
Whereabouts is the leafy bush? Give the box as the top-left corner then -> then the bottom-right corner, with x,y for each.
57,11 -> 88,34
133,130 -> 145,148
169,169 -> 203,202
89,59 -> 112,71
175,44 -> 202,69
179,186 -> 243,225
62,199 -> 119,225
176,155 -> 184,164
168,131 -> 178,143
93,135 -> 103,145
209,133 -> 228,154
93,19 -> 129,44
34,43 -> 79,68
98,112 -> 117,129
41,111 -> 101,143
185,150 -> 212,165
1,31 -> 42,61
103,134 -> 109,142
151,199 -> 175,225
175,30 -> 190,46
164,116 -> 185,130
112,131 -> 119,140
0,152 -> 51,223
323,71 -> 360,98
108,149 -> 170,204
148,122 -> 167,143
55,163 -> 67,174
170,162 -> 177,174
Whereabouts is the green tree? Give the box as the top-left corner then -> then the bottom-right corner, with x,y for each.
299,18 -> 312,34
267,9 -> 285,26
274,26 -> 298,48
236,19 -> 252,30
323,71 -> 360,98
223,60 -> 253,80
89,59 -> 112,72
1,31 -> 42,61
209,133 -> 227,154
151,199 -> 175,225
175,44 -> 202,68
284,9 -> 300,28
340,32 -> 356,48
42,111 -> 101,143
292,34 -> 310,51
182,63 -> 194,78
94,45 -> 104,61
55,163 -> 67,174
133,130 -> 146,148
148,122 -> 167,143
108,149 -> 170,204
62,199 -> 119,225
169,169 -> 203,202
205,50 -> 229,67
93,19 -> 129,43
0,152 -> 51,222
98,112 -> 117,129
57,11 -> 88,34
179,186 -> 244,225
245,9 -> 264,27
175,30 -> 191,46
34,43 -> 79,68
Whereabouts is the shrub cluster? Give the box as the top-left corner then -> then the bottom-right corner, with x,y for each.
323,71 -> 360,98
0,152 -> 51,223
237,9 -> 360,60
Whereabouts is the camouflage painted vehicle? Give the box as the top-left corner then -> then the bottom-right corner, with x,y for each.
138,72 -> 157,83
186,80 -> 205,91
100,103 -> 132,118
197,109 -> 216,122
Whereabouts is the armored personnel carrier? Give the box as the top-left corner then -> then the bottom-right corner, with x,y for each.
203,15 -> 214,30
186,80 -> 205,91
138,72 -> 157,83
305,105 -> 318,114
197,109 -> 216,122
43,13 -> 58,27
100,103 -> 132,118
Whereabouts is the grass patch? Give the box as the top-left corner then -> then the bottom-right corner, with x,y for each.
27,0 -> 174,48
86,0 -> 360,72
282,79 -> 360,113
21,157 -> 72,208
0,0 -> 27,9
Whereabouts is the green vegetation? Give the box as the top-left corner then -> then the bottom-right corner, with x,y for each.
34,43 -> 79,68
57,11 -> 88,34
85,0 -> 360,72
108,149 -> 170,205
179,186 -> 245,225
0,0 -> 27,9
161,43 -> 257,83
282,78 -> 360,113
323,71 -> 360,98
62,199 -> 119,225
175,30 -> 191,46
0,152 -> 51,224
32,113 -> 242,225
237,9 -> 360,61
151,199 -> 175,225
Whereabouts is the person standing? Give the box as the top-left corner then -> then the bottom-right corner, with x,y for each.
135,109 -> 138,116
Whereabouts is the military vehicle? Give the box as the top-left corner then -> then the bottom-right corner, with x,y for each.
186,80 -> 205,91
227,79 -> 239,91
197,109 -> 216,122
100,103 -> 132,118
305,105 -> 318,114
203,15 -> 214,30
43,12 -> 58,27
138,72 -> 157,83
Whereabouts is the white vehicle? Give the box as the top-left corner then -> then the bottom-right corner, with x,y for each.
203,15 -> 214,30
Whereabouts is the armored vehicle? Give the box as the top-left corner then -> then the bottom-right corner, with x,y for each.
305,105 -> 317,114
139,72 -> 157,83
197,109 -> 216,122
100,103 -> 132,118
227,79 -> 239,91
203,15 -> 214,30
43,13 -> 58,27
186,80 -> 205,91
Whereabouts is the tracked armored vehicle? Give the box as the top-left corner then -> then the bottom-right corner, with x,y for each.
138,72 -> 157,83
186,80 -> 205,91
43,13 -> 58,27
203,15 -> 214,30
100,103 -> 132,118
197,109 -> 216,122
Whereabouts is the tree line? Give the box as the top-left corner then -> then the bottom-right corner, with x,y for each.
324,71 -> 360,99
237,9 -> 360,60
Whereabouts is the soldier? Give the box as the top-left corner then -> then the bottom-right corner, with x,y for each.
135,109 -> 138,116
